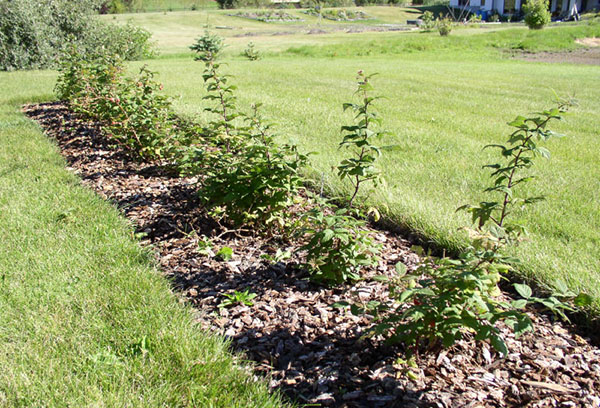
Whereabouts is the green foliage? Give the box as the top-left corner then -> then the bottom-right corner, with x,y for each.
437,17 -> 453,36
190,31 -> 224,62
260,249 -> 292,263
242,42 -> 261,61
182,56 -> 308,231
298,199 -> 380,285
459,103 -> 572,243
216,0 -> 236,9
523,0 -> 551,30
0,0 -> 153,71
420,11 -> 436,31
216,246 -> 234,261
345,102 -> 576,357
338,70 -> 385,207
56,47 -> 179,161
380,249 -> 533,356
219,289 -> 257,308
198,103 -> 309,230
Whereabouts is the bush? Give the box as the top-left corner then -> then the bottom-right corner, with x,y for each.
299,202 -> 380,285
437,17 -> 453,36
523,0 -> 551,29
242,42 -> 261,61
420,11 -> 436,31
56,47 -> 179,161
0,0 -> 153,71
342,102 -> 579,357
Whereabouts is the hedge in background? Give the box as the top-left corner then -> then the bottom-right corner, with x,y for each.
0,0 -> 153,71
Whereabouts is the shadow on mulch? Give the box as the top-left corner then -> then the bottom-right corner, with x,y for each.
23,101 -> 600,408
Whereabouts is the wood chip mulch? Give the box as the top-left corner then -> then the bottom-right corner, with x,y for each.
24,102 -> 600,408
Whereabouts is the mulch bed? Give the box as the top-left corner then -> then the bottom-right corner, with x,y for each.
24,101 -> 600,408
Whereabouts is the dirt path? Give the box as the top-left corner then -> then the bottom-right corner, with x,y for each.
514,45 -> 600,65
25,102 -> 600,408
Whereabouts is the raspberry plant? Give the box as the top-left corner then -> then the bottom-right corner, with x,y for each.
56,46 -> 180,162
298,196 -> 380,285
183,51 -> 308,232
338,70 -> 385,207
343,102 -> 576,357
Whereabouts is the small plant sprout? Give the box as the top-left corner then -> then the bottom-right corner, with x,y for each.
197,236 -> 214,256
219,289 -> 257,308
216,246 -> 234,261
338,70 -> 386,208
242,42 -> 260,61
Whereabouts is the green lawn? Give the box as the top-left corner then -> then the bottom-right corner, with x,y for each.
1,10 -> 599,404
122,14 -> 600,309
0,71 -> 282,406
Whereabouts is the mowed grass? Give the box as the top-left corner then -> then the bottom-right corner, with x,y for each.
0,71 -> 283,406
102,6 -> 446,55
129,20 -> 600,310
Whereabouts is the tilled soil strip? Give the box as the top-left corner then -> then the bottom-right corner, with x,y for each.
24,102 -> 600,408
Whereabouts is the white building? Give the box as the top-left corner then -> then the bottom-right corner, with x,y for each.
449,0 -> 599,17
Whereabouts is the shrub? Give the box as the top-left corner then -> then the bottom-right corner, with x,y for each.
437,17 -> 453,36
215,0 -> 236,9
183,55 -> 308,231
56,47 -> 179,161
523,0 -> 551,29
342,102 -> 577,357
0,0 -> 153,71
197,104 -> 309,230
299,200 -> 380,285
190,31 -> 224,62
420,11 -> 436,31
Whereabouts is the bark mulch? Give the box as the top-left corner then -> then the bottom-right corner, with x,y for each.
24,101 -> 600,408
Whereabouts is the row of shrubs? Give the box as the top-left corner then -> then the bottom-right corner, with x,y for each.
0,0 -> 153,71
55,34 -> 590,360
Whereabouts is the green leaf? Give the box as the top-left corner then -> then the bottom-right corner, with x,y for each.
514,283 -> 532,299
511,299 -> 528,310
489,335 -> 508,356
216,246 -> 233,261
395,262 -> 407,277
321,229 -> 334,243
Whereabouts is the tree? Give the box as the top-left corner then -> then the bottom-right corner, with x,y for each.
523,0 -> 551,30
